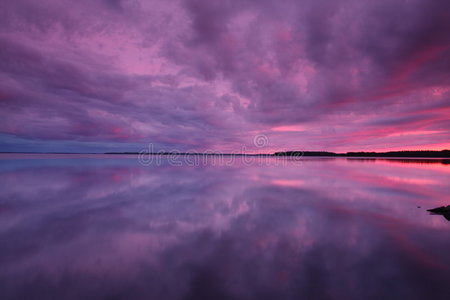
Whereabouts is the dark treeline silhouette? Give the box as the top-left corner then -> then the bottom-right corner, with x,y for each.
346,158 -> 450,165
274,151 -> 336,157
274,150 -> 450,158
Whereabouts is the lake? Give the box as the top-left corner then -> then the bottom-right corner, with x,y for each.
0,154 -> 449,300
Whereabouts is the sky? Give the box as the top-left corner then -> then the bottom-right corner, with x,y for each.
0,0 -> 449,153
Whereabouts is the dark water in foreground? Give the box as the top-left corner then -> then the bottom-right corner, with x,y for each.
0,154 -> 449,300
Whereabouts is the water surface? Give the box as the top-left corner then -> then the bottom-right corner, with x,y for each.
0,154 -> 449,300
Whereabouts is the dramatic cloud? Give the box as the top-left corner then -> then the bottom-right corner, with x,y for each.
0,0 -> 449,152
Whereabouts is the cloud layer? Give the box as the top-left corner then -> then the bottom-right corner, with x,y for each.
1,0 -> 449,152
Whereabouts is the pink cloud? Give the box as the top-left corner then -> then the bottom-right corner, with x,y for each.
0,0 -> 449,152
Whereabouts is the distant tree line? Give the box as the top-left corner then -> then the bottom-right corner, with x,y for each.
273,150 -> 450,158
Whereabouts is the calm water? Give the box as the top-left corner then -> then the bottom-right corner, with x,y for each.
0,154 -> 449,300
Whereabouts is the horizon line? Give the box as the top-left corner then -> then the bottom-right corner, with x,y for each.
1,149 -> 449,156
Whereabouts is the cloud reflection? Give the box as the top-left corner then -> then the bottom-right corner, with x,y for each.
0,157 -> 450,299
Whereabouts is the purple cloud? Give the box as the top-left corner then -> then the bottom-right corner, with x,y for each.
0,0 -> 449,152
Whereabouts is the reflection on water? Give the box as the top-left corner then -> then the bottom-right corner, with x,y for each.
0,155 -> 449,300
